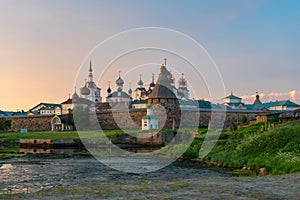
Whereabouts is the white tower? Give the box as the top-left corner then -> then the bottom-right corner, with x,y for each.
80,61 -> 102,103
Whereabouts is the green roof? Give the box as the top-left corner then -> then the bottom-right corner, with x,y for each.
246,100 -> 300,110
32,103 -> 62,110
0,110 -> 8,116
0,111 -> 28,116
143,115 -> 158,120
197,100 -> 212,109
179,100 -> 198,106
226,102 -> 245,107
223,94 -> 241,100
132,99 -> 148,104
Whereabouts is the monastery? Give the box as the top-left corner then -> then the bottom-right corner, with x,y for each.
1,59 -> 300,132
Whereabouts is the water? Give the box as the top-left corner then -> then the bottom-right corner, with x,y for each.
0,157 -> 299,199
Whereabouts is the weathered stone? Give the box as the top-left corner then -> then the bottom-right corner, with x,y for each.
3,109 -> 260,132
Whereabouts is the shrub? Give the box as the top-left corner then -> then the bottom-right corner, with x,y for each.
0,118 -> 11,131
240,115 -> 248,124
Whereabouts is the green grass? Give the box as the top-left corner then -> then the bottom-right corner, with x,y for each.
0,131 -> 80,141
3,123 -> 299,175
0,129 -> 141,142
203,120 -> 300,175
163,120 -> 300,175
0,130 -> 136,157
0,129 -> 165,157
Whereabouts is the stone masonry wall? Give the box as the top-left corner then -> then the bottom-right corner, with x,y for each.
3,109 -> 259,132
96,109 -> 147,130
3,115 -> 54,132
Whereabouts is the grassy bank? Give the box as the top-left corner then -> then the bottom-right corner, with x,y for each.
182,120 -> 300,175
2,122 -> 300,175
0,130 -> 132,157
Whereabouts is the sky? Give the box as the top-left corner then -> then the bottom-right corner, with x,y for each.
0,0 -> 299,111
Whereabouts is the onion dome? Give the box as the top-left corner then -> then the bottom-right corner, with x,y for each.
107,81 -> 112,94
116,76 -> 124,86
80,85 -> 90,95
138,74 -> 144,86
72,91 -> 79,99
150,74 -> 155,87
178,73 -> 187,87
128,88 -> 132,95
71,87 -> 79,99
138,79 -> 144,86
150,82 -> 155,87
128,82 -> 132,95
116,72 -> 124,92
107,87 -> 111,94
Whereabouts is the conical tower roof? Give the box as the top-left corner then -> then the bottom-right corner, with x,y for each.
148,65 -> 177,99
253,93 -> 262,104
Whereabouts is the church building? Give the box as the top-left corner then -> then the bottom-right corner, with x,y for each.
106,72 -> 131,103
79,61 -> 102,103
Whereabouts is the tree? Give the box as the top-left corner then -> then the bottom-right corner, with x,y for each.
0,118 -> 11,131
66,109 -> 74,127
72,105 -> 90,130
240,115 -> 248,124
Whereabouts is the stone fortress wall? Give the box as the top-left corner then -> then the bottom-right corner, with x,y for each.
3,115 -> 54,132
3,109 -> 259,132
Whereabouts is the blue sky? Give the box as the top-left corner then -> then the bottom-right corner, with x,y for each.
0,0 -> 299,110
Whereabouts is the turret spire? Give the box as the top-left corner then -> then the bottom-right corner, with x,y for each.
88,61 -> 93,82
138,73 -> 144,87
72,86 -> 79,99
128,82 -> 132,96
89,60 -> 92,72
107,81 -> 111,94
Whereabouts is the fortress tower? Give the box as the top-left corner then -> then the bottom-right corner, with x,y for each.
148,63 -> 180,129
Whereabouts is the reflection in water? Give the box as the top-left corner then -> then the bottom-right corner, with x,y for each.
19,148 -> 85,154
19,146 -> 161,154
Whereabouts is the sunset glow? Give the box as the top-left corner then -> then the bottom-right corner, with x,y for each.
0,1 -> 299,111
